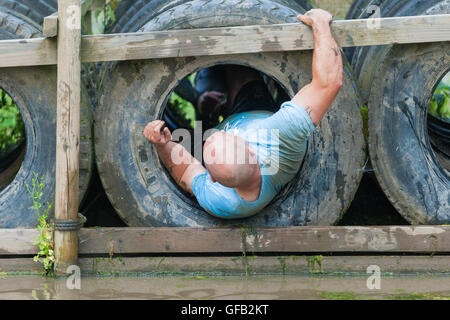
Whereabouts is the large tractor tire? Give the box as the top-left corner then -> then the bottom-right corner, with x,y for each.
367,42 -> 450,224
345,0 -> 373,19
0,11 -> 94,228
350,0 -> 447,103
343,0 -> 375,61
355,0 -> 450,224
107,0 -> 311,33
0,0 -> 98,115
99,0 -> 310,94
95,0 -> 366,227
0,0 -> 56,28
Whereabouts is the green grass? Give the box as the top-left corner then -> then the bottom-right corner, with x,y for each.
25,173 -> 54,275
386,292 -> 450,300
316,291 -> 369,300
317,291 -> 450,300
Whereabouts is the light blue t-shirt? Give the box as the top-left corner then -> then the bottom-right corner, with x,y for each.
191,101 -> 316,219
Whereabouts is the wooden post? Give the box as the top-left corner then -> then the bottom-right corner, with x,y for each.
54,0 -> 82,273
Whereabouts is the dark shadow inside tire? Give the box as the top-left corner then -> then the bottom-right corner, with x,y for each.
337,170 -> 409,226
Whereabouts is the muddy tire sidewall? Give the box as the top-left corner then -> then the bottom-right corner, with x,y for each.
368,42 -> 450,224
0,66 -> 93,227
0,12 -> 93,227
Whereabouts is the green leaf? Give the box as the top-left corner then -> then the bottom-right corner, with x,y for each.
429,100 -> 439,117
440,97 -> 450,120
4,94 -> 12,106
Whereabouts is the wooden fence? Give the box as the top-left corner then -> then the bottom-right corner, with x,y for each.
0,0 -> 449,274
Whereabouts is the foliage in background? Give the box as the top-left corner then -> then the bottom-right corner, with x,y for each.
0,89 -> 25,152
187,73 -> 196,87
360,106 -> 369,140
429,82 -> 450,122
167,73 -> 198,130
83,0 -> 121,35
26,173 -> 54,275
168,92 -> 197,129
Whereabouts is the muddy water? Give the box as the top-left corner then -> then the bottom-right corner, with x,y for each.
1,274 -> 450,300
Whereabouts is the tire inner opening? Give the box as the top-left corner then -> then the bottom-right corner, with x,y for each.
427,70 -> 450,172
161,64 -> 295,203
0,87 -> 26,192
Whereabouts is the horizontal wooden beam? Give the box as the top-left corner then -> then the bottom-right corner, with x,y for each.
2,256 -> 450,275
0,38 -> 57,68
1,226 -> 450,255
82,14 -> 450,63
0,14 -> 449,67
80,226 -> 450,254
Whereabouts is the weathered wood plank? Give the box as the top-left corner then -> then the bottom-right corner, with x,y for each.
2,226 -> 449,255
54,0 -> 82,272
79,255 -> 450,275
0,14 -> 449,67
80,14 -> 450,63
0,229 -> 38,255
43,14 -> 58,38
0,38 -> 56,67
2,255 -> 450,275
75,255 -> 450,274
77,226 -> 450,254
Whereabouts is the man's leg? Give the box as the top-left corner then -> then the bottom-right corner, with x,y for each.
195,65 -> 227,93
223,65 -> 276,116
224,65 -> 261,105
194,66 -> 228,128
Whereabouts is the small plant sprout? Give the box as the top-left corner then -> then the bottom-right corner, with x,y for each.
25,172 -> 55,275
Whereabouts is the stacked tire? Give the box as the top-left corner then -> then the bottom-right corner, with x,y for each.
98,0 -> 310,91
0,0 -> 56,29
347,0 -> 450,224
106,0 -> 311,34
0,1 -> 94,227
95,0 -> 366,227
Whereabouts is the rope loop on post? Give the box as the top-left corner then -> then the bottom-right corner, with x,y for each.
53,213 -> 86,231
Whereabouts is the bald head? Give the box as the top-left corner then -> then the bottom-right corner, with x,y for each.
203,131 -> 259,188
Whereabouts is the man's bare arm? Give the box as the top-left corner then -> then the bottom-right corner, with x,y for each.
292,9 -> 343,126
143,120 -> 206,194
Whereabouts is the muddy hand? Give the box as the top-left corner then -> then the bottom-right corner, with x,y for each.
143,120 -> 172,145
297,9 -> 333,27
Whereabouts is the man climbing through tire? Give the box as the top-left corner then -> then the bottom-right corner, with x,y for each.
143,9 -> 343,219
